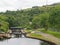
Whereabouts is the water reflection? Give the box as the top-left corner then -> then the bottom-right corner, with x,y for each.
0,38 -> 41,45
41,42 -> 51,45
0,38 -> 51,45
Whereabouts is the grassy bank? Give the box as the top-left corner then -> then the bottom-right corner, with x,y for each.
27,33 -> 58,45
25,29 -> 60,45
41,30 -> 60,38
28,33 -> 42,38
25,29 -> 60,38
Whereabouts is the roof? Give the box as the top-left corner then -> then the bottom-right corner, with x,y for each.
10,27 -> 23,28
9,27 -> 23,30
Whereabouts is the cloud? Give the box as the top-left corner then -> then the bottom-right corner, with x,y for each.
0,0 -> 60,12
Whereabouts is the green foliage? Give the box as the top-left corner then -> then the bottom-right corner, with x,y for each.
32,12 -> 49,30
0,3 -> 60,32
6,16 -> 18,27
0,15 -> 8,21
0,21 -> 9,32
41,30 -> 60,38
49,5 -> 60,31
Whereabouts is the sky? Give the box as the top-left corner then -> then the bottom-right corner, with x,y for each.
0,0 -> 60,12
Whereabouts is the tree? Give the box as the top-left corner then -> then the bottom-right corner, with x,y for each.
0,15 -> 8,21
0,21 -> 9,32
49,6 -> 60,31
32,12 -> 49,30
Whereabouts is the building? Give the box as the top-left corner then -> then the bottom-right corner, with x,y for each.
9,27 -> 24,34
9,27 -> 25,37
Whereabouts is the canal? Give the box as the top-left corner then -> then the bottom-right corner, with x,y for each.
0,37 -> 52,45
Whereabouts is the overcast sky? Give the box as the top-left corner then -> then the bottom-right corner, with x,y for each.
0,0 -> 60,12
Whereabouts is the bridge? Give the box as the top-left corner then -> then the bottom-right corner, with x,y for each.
0,27 -> 27,39
9,27 -> 27,38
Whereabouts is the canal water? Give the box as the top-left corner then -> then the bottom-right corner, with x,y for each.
0,38 -> 51,45
0,34 -> 51,45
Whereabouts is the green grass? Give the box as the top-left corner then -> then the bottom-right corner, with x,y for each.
28,33 -> 43,39
25,30 -> 32,33
26,29 -> 60,38
41,30 -> 60,38
30,33 -> 41,36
